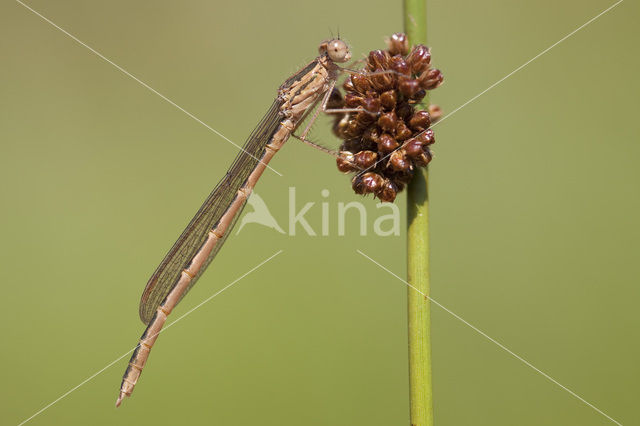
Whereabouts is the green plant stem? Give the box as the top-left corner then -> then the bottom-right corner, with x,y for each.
404,0 -> 433,425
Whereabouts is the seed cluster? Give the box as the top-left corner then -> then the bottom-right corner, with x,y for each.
331,33 -> 444,202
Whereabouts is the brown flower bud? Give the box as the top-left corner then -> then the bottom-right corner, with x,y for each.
344,119 -> 364,139
371,72 -> 394,92
367,50 -> 391,70
391,169 -> 414,185
406,45 -> 431,75
356,108 -> 376,124
377,179 -> 398,202
351,175 -> 365,195
380,90 -> 397,110
417,128 -> 435,145
427,104 -> 442,123
377,133 -> 399,153
343,93 -> 362,108
377,111 -> 398,132
419,68 -> 444,90
348,117 -> 375,141
361,97 -> 382,115
414,148 -> 433,167
398,79 -> 421,98
389,56 -> 410,76
336,151 -> 356,173
409,110 -> 431,132
395,102 -> 413,120
342,78 -> 355,92
387,33 -> 409,56
404,138 -> 424,158
353,172 -> 383,194
351,73 -> 372,93
362,126 -> 380,143
395,122 -> 413,141
411,89 -> 427,102
354,150 -> 378,169
389,149 -> 410,172
331,113 -> 349,138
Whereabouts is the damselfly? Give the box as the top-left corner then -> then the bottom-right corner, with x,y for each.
116,38 -> 356,406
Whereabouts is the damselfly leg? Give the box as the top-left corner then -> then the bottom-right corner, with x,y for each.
292,68 -> 402,166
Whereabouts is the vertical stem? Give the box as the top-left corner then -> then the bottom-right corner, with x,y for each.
404,1 -> 433,425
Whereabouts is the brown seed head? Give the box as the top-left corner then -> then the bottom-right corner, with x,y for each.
333,33 -> 443,202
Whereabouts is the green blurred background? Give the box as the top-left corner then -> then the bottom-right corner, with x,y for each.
1,0 -> 637,425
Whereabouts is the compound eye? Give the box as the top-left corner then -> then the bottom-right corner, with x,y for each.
327,39 -> 351,63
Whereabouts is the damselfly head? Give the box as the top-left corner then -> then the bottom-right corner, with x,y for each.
320,39 -> 351,63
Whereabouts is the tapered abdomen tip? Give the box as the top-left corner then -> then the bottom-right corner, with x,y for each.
115,393 -> 125,407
